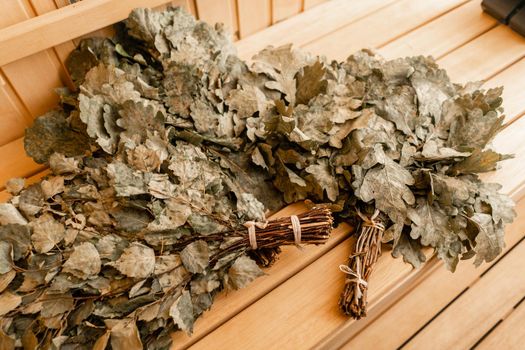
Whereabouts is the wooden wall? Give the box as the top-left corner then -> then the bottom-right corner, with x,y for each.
0,0 -> 330,189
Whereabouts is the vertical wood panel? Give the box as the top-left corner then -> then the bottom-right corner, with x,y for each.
229,0 -> 240,38
0,0 -> 63,118
30,0 -> 77,89
304,0 -> 328,10
0,72 -> 31,145
0,0 -> 62,145
272,0 -> 302,23
185,0 -> 199,17
237,0 -> 271,38
196,0 -> 237,36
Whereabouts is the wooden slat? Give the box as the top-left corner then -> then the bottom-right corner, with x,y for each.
304,0 -> 328,9
477,298 -> 525,349
0,138 -> 45,189
404,233 -> 525,349
0,0 -> 65,129
236,0 -> 398,60
195,0 -> 236,33
0,71 -> 31,145
302,0 -> 468,60
31,0 -> 80,59
439,25 -> 525,83
485,58 -> 525,124
379,0 -> 496,59
272,0 -> 302,24
0,0 -> 175,66
342,196 -> 525,350
236,0 -> 271,38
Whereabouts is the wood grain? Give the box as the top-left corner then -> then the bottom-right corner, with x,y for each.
0,0 -> 175,66
0,0 -> 64,135
403,234 -> 525,349
0,71 -> 31,145
477,297 -> 525,350
439,25 -> 525,83
303,0 -> 468,60
196,0 -> 236,34
303,0 -> 328,9
236,0 -> 271,38
379,0 -> 496,59
236,0 -> 398,60
272,0 -> 302,24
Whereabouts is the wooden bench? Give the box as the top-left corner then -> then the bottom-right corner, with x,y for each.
1,1 -> 524,349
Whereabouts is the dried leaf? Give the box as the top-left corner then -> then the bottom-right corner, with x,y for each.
224,255 -> 264,290
169,290 -> 194,334
0,242 -> 13,274
29,214 -> 65,253
296,61 -> 327,105
110,243 -> 155,278
0,291 -> 21,316
63,242 -> 102,279
105,318 -> 143,350
180,240 -> 209,274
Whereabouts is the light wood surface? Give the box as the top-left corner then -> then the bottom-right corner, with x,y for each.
303,0 -> 468,60
236,0 -> 271,38
476,298 -> 525,350
272,0 -> 302,23
379,0 -> 497,59
1,1 -> 525,349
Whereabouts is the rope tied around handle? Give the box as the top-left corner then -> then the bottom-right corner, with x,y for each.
291,215 -> 301,247
244,214 -> 302,250
339,262 -> 368,299
357,209 -> 385,231
244,220 -> 268,250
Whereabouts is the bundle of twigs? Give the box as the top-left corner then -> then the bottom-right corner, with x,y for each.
339,209 -> 385,318
171,208 -> 333,262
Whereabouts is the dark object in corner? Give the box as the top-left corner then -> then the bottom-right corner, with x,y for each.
482,0 -> 525,36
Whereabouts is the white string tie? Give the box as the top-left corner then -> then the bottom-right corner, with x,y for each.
339,264 -> 368,299
291,215 -> 301,246
244,220 -> 268,250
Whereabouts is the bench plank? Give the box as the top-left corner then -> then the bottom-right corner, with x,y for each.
477,297 -> 525,349
379,0 -> 496,59
0,0 -> 175,66
303,0 -> 468,60
403,231 -> 525,349
439,25 -> 525,83
236,0 -> 398,60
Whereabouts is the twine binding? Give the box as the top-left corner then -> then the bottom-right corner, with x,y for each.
245,214 -> 303,250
